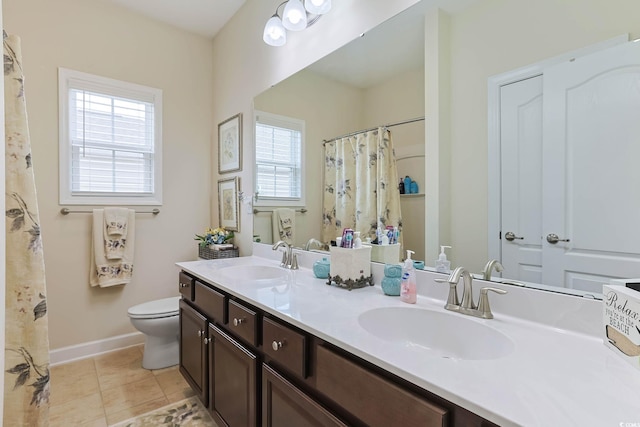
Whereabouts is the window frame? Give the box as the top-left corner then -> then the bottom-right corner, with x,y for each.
58,68 -> 163,206
253,110 -> 305,207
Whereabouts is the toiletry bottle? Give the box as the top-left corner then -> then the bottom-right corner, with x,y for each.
400,250 -> 417,304
435,245 -> 452,273
354,231 -> 362,249
399,178 -> 405,194
403,176 -> 412,193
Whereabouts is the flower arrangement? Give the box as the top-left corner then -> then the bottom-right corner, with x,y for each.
195,227 -> 234,247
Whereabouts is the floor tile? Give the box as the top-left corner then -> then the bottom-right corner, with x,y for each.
49,392 -> 105,427
95,349 -> 154,391
94,346 -> 144,371
105,396 -> 169,425
50,358 -> 100,406
101,376 -> 166,416
155,367 -> 192,397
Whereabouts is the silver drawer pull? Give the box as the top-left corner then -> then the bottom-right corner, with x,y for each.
233,317 -> 245,326
272,340 -> 285,351
180,283 -> 189,288
197,330 -> 204,337
204,337 -> 211,345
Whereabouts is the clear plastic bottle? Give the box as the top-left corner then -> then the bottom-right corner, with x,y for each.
400,250 -> 417,304
435,245 -> 452,273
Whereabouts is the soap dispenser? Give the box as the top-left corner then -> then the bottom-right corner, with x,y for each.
400,250 -> 417,304
435,245 -> 452,273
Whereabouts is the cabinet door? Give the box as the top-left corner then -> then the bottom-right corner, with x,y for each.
262,364 -> 347,427
209,324 -> 258,427
179,300 -> 208,405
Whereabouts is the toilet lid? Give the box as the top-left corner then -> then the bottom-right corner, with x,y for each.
128,296 -> 180,319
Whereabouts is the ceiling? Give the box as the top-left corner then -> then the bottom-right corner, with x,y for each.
106,0 -> 246,38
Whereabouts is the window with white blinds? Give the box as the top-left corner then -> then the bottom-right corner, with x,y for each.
58,68 -> 162,205
254,112 -> 304,205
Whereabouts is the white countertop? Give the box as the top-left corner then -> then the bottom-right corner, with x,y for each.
178,250 -> 640,427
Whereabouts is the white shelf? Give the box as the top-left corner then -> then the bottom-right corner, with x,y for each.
400,193 -> 424,198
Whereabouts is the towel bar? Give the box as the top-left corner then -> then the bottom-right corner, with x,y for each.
252,208 -> 307,215
60,208 -> 160,215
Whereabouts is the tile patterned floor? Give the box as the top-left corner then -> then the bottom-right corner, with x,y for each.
50,345 -> 195,426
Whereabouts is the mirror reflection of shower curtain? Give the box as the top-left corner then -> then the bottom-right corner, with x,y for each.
4,33 -> 51,425
322,127 -> 402,245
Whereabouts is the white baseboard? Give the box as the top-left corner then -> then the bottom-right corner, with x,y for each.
50,332 -> 145,366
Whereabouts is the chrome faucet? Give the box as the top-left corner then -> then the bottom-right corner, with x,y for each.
304,238 -> 325,251
272,240 -> 299,270
435,266 -> 507,319
481,259 -> 504,281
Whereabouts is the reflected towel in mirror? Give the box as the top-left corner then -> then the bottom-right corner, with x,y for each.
272,208 -> 295,245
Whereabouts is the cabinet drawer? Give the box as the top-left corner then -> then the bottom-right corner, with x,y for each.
262,317 -> 307,378
194,281 -> 226,323
178,272 -> 194,301
262,364 -> 347,427
228,300 -> 258,346
316,345 -> 448,427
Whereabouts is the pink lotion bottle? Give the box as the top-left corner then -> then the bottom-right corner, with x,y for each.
400,250 -> 417,304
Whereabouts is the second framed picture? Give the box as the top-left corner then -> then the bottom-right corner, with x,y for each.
218,113 -> 242,174
218,176 -> 240,232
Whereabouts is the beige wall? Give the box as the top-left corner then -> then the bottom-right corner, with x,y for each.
4,0 -> 213,349
447,0 -> 640,272
211,0 -> 420,256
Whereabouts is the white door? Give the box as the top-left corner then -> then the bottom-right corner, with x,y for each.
543,41 -> 640,293
500,76 -> 543,283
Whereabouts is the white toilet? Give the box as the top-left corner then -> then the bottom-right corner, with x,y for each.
128,296 -> 181,370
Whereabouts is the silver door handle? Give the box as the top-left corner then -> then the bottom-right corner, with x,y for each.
546,233 -> 570,244
504,231 -> 524,241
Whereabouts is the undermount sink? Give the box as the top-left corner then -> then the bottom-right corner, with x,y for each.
358,307 -> 515,361
218,265 -> 287,282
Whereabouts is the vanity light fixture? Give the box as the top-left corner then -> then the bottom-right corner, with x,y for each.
263,0 -> 331,47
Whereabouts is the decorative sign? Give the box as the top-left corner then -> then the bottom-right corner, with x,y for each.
603,285 -> 640,369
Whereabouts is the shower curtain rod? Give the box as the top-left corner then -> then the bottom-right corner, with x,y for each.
322,116 -> 425,145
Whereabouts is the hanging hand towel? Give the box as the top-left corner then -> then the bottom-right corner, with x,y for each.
90,209 -> 136,287
104,207 -> 129,259
271,208 -> 295,245
104,207 -> 129,236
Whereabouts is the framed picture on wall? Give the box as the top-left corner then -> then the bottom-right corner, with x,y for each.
218,113 -> 242,174
218,176 -> 240,232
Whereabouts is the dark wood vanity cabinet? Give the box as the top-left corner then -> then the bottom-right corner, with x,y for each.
262,364 -> 347,427
209,324 -> 258,427
178,271 -> 500,427
179,300 -> 208,405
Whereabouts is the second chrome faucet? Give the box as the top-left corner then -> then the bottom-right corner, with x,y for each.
435,266 -> 507,319
272,240 -> 299,270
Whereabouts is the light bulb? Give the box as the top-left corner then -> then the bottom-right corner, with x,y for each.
263,16 -> 287,47
282,0 -> 308,31
305,0 -> 331,15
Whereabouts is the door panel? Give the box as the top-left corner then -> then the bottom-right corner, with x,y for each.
499,75 -> 543,283
542,41 -> 640,292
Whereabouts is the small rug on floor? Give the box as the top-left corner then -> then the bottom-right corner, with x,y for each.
110,396 -> 218,427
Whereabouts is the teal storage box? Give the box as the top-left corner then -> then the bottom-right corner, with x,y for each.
381,277 -> 401,296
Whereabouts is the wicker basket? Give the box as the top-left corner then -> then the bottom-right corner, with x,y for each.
198,245 -> 239,260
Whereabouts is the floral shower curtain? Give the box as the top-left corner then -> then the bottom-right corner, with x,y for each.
322,127 -> 402,245
4,33 -> 50,425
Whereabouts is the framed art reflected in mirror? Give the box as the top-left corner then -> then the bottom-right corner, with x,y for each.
218,113 -> 242,174
218,176 -> 240,232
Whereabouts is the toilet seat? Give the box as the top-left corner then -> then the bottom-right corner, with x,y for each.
128,296 -> 180,319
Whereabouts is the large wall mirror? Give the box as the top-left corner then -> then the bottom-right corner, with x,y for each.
252,0 -> 640,300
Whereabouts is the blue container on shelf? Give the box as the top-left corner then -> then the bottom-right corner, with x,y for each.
403,176 -> 412,193
410,181 -> 419,194
313,257 -> 331,279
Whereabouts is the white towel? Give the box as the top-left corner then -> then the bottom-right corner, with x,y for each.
90,209 -> 135,287
104,207 -> 129,260
104,207 -> 129,236
272,208 -> 295,245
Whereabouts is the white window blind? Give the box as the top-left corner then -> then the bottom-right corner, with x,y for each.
255,112 -> 304,203
59,68 -> 162,205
